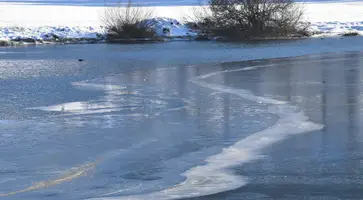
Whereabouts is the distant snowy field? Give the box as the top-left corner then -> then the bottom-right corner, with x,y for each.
0,1 -> 363,41
0,0 -> 359,6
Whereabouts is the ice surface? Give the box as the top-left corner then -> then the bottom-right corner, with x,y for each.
88,65 -> 323,200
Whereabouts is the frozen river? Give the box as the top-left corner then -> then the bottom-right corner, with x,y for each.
1,38 -> 363,199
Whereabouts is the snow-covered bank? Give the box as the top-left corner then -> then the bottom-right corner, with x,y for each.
0,26 -> 105,41
303,2 -> 363,37
1,2 -> 363,44
309,22 -> 363,37
0,17 -> 197,45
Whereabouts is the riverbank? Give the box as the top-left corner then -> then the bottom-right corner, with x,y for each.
1,2 -> 363,46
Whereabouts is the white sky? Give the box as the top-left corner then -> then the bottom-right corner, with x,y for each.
0,2 -> 363,27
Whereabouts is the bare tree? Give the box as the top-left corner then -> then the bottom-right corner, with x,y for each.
193,0 -> 307,38
101,0 -> 156,39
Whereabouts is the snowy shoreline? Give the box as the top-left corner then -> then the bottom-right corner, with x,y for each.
0,22 -> 361,47
1,2 -> 363,46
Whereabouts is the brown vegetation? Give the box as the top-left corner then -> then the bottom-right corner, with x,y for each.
191,0 -> 309,40
101,0 -> 157,40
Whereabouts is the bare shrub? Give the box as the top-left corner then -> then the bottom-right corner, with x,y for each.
190,0 -> 309,39
101,0 -> 156,40
341,32 -> 359,37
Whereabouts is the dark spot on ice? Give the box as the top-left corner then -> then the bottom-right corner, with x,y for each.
123,171 -> 162,181
44,193 -> 59,197
89,185 -> 107,190
78,59 -> 84,62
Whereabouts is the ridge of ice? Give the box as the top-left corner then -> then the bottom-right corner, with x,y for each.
88,64 -> 323,200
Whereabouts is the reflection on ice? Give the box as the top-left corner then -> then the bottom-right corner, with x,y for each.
30,81 -> 169,117
26,72 -> 191,132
